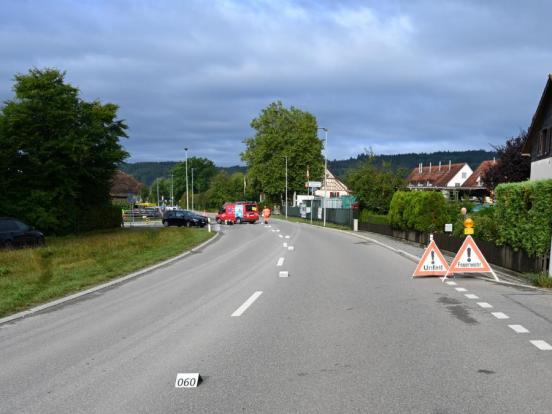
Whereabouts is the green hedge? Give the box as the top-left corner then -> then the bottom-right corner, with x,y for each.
359,209 -> 389,224
388,191 -> 448,232
494,180 -> 552,257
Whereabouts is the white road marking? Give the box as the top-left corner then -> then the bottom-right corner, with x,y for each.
276,229 -> 280,232
288,246 -> 294,251
509,324 -> 529,334
446,281 -> 457,286
278,235 -> 283,238
285,235 -> 290,239
491,312 -> 509,319
465,294 -> 479,299
477,302 -> 493,309
530,340 -> 552,350
283,243 -> 288,248
279,271 -> 289,278
455,287 -> 468,292
277,257 -> 284,267
231,291 -> 263,317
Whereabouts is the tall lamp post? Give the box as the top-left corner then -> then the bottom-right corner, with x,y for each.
184,148 -> 189,210
318,127 -> 328,227
191,168 -> 194,211
284,156 -> 288,219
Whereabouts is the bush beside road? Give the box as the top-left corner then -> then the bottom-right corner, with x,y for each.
0,227 -> 214,317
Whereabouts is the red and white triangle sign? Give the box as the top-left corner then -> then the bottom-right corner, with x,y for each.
413,240 -> 449,277
448,236 -> 491,274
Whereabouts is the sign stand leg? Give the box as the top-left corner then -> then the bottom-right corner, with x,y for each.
489,267 -> 500,282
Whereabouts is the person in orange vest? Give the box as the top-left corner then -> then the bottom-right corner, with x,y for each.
262,206 -> 271,224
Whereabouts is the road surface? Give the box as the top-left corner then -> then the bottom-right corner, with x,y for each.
1,220 -> 552,413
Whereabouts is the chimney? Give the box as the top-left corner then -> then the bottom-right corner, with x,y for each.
448,160 -> 451,171
493,157 -> 496,164
429,162 -> 432,173
438,161 -> 441,172
419,163 -> 422,174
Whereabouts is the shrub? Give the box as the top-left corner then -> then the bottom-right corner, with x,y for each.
495,180 -> 552,257
388,191 -> 448,232
359,209 -> 389,224
76,204 -> 123,233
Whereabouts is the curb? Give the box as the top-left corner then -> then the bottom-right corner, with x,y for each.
0,231 -> 220,326
278,219 -> 546,292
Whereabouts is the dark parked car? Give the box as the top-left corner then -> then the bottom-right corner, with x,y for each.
0,217 -> 45,249
162,210 -> 208,228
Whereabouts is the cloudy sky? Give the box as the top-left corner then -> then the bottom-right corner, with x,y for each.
1,0 -> 551,165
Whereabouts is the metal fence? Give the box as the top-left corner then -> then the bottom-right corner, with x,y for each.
358,222 -> 547,274
284,205 -> 355,227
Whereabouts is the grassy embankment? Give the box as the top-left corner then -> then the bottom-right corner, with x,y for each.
0,227 -> 213,317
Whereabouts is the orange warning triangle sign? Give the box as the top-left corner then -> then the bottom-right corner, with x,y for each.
448,235 -> 491,274
413,240 -> 450,277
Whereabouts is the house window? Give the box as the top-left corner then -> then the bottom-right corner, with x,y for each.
538,129 -> 547,156
461,172 -> 467,179
455,183 -> 460,187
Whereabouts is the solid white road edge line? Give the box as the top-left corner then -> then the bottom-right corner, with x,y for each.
277,257 -> 284,266
231,291 -> 263,317
530,340 -> 552,350
508,324 -> 529,334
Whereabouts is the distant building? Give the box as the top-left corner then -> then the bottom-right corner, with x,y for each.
522,74 -> 552,180
406,162 -> 473,190
314,168 -> 351,198
462,159 -> 496,189
110,170 -> 144,202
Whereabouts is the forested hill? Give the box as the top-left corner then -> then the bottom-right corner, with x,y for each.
328,150 -> 496,178
119,162 -> 247,186
121,149 -> 495,185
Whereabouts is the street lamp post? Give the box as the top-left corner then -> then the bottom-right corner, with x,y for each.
184,148 -> 189,210
191,168 -> 194,211
171,173 -> 174,207
284,156 -> 288,220
318,127 -> 328,227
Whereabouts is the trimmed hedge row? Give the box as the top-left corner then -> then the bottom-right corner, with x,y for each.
495,180 -> 552,257
388,191 -> 448,233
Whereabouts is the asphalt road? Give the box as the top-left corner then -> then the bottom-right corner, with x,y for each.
2,220 -> 552,413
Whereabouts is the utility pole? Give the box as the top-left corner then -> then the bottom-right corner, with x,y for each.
318,127 -> 328,227
285,156 -> 288,219
191,168 -> 194,211
156,179 -> 160,207
185,148 -> 189,210
171,173 -> 174,207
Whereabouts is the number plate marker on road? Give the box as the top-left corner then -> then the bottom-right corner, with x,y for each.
175,373 -> 201,388
231,291 -> 263,317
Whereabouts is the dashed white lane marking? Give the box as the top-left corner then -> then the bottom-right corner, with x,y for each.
283,242 -> 288,248
477,302 -> 493,309
277,257 -> 284,267
285,235 -> 290,239
276,229 -> 280,232
530,340 -> 552,350
465,294 -> 479,299
509,324 -> 529,334
288,246 -> 294,251
279,271 -> 289,278
231,291 -> 263,317
278,235 -> 283,238
446,281 -> 457,286
491,312 -> 509,319
455,287 -> 468,292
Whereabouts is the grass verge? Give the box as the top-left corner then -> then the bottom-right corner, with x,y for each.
0,227 -> 214,317
530,273 -> 552,288
273,214 -> 352,231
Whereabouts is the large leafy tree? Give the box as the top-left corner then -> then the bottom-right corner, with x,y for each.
346,155 -> 407,214
171,157 -> 217,201
0,68 -> 128,233
241,101 -> 324,202
483,131 -> 530,190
